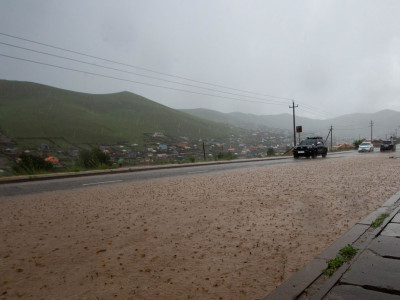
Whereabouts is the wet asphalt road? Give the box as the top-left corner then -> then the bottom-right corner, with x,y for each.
0,149 -> 388,197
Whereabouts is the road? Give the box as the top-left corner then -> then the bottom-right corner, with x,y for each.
0,149 -> 385,197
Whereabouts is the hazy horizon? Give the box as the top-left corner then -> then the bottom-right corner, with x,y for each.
2,1 -> 400,121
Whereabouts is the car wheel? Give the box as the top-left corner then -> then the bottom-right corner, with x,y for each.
312,153 -> 317,159
294,155 -> 299,159
322,152 -> 327,158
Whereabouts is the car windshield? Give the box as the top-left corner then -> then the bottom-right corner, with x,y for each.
300,139 -> 317,145
360,142 -> 371,146
382,141 -> 392,144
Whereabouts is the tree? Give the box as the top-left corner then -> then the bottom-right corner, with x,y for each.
267,147 -> 275,157
353,139 -> 364,149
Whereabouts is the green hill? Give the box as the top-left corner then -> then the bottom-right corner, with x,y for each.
0,80 -> 244,148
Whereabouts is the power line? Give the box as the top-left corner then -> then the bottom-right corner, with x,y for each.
0,53 -> 290,107
334,126 -> 370,131
1,32 -> 361,121
1,32 -> 346,120
0,31 -> 293,101
298,106 -> 360,126
296,100 -> 366,125
297,106 -> 368,133
296,103 -> 332,119
0,41 -> 289,106
297,107 -> 331,119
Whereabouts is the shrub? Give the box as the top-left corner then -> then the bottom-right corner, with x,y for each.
371,213 -> 389,228
12,153 -> 54,175
353,139 -> 364,149
78,148 -> 111,169
216,151 -> 236,160
323,244 -> 358,276
339,244 -> 358,261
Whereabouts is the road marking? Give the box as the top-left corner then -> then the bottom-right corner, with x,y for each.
187,171 -> 207,174
82,180 -> 123,186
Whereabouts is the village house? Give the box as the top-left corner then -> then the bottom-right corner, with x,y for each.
152,132 -> 164,138
99,145 -> 111,153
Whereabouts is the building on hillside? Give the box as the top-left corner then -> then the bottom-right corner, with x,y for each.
336,143 -> 353,150
99,145 -> 111,153
153,132 -> 164,138
45,156 -> 62,166
69,150 -> 79,157
40,143 -> 49,150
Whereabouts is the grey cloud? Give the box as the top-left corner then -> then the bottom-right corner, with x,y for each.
1,0 -> 400,119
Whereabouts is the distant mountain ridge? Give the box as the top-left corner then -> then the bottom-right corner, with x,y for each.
0,80 -> 244,147
181,108 -> 400,140
1,80 -> 397,149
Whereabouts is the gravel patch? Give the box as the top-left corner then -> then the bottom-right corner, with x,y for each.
1,155 -> 399,299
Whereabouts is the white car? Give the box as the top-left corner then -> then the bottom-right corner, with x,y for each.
358,142 -> 374,152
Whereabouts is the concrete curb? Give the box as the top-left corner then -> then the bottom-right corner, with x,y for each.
263,190 -> 400,300
310,203 -> 400,300
0,156 -> 292,185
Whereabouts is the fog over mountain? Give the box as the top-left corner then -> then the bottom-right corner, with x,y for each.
181,108 -> 400,141
1,79 -> 398,146
2,1 -> 400,118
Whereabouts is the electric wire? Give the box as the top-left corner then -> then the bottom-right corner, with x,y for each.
0,32 -> 368,121
296,100 -> 364,125
334,126 -> 370,131
0,32 -> 293,101
297,107 -> 331,119
0,41 -> 289,105
1,49 -> 380,138
296,102 -> 332,119
0,53 -> 290,107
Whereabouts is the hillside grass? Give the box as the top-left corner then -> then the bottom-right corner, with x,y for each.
0,80 -> 245,148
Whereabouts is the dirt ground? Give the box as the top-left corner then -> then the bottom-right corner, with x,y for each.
1,154 -> 400,299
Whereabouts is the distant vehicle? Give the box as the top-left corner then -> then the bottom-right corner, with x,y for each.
380,140 -> 396,152
293,137 -> 328,159
358,142 -> 374,152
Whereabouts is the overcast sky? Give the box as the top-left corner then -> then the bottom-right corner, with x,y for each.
1,0 -> 400,119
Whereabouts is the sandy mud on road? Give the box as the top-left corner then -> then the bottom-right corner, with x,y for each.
1,155 -> 400,299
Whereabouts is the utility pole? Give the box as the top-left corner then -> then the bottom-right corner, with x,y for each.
325,126 -> 332,150
289,100 -> 298,147
370,120 -> 373,142
203,142 -> 206,161
330,125 -> 333,151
